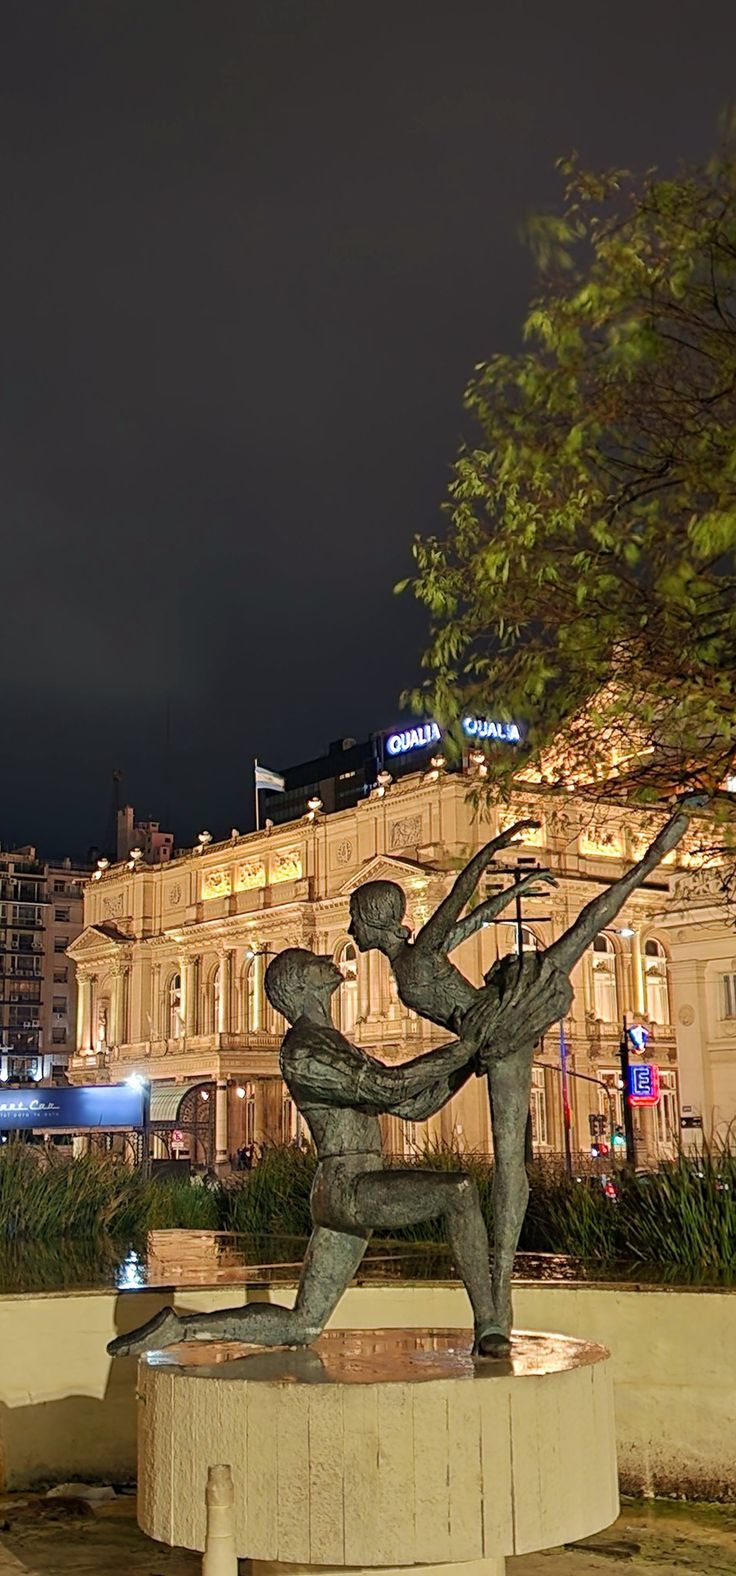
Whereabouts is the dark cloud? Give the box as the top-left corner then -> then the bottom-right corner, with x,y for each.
1,0 -> 734,855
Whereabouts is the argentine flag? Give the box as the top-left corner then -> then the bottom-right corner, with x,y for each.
254,760 -> 286,793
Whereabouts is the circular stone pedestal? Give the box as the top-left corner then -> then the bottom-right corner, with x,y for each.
138,1328 -> 618,1574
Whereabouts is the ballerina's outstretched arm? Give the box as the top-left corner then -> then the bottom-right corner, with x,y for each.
416,820 -> 542,953
546,796 -> 706,976
447,871 -> 557,952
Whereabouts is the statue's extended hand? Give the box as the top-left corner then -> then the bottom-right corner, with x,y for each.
460,990 -> 502,1056
495,819 -> 541,849
515,871 -> 557,899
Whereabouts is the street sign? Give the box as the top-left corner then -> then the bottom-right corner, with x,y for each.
0,1084 -> 146,1131
627,1063 -> 660,1107
626,1021 -> 650,1053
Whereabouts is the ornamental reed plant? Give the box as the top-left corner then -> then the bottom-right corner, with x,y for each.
0,1139 -> 735,1276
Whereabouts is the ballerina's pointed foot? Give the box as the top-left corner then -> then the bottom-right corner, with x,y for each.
108,1307 -> 188,1358
473,1324 -> 512,1359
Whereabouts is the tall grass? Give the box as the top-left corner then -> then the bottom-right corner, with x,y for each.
1,1139 -> 734,1275
0,1144 -> 218,1239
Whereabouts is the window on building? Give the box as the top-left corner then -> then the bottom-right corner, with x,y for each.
530,1066 -> 549,1148
599,1070 -> 624,1131
53,881 -> 66,893
52,996 -> 67,1014
336,940 -> 359,1035
212,965 -> 221,1034
54,938 -> 69,954
52,1028 -> 67,1045
592,934 -> 618,1022
644,938 -> 670,1024
55,908 -> 70,923
721,973 -> 736,1020
245,954 -> 263,1032
503,923 -> 539,955
655,1069 -> 679,1149
282,1094 -> 297,1143
53,968 -> 68,984
169,973 -> 182,1038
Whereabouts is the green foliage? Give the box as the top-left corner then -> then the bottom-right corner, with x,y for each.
2,1143 -> 735,1276
402,127 -> 736,808
0,1145 -> 219,1239
220,1144 -> 317,1236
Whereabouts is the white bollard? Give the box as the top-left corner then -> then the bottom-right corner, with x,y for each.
202,1464 -> 238,1576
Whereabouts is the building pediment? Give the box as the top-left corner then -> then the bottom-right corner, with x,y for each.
67,924 -> 132,960
337,855 -> 438,898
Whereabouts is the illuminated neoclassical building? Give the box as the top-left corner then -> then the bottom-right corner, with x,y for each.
67,765 -> 736,1167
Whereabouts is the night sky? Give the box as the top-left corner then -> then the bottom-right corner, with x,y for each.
2,2 -> 735,859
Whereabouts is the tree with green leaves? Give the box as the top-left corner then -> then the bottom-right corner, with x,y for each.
402,125 -> 736,814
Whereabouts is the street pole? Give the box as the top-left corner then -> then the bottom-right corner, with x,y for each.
485,861 -> 552,1171
254,759 -> 261,833
558,1022 -> 573,1176
141,1079 -> 152,1178
619,1018 -> 636,1168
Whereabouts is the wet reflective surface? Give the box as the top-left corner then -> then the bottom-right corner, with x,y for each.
0,1231 -> 733,1296
147,1326 -> 608,1384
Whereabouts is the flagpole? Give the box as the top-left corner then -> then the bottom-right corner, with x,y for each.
254,758 -> 260,833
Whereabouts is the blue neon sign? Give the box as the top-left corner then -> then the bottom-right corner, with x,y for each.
627,1063 -> 660,1107
385,722 -> 442,756
462,716 -> 522,743
384,716 -> 522,758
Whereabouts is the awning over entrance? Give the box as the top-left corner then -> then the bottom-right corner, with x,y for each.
149,1081 -> 209,1125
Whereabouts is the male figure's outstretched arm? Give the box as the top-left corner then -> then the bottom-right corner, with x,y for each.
546,797 -> 705,976
416,821 -> 541,953
285,1015 -> 488,1123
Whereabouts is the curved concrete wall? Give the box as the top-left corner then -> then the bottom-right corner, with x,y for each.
0,1279 -> 732,1498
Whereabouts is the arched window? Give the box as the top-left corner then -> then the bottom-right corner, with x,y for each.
591,934 -> 618,1023
244,953 -> 263,1032
655,1068 -> 678,1149
168,973 -> 182,1039
336,940 -> 359,1035
211,964 -> 221,1034
644,938 -> 670,1025
503,923 -> 539,956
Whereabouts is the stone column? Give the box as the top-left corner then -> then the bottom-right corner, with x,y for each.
184,957 -> 198,1037
253,1079 -> 268,1146
76,973 -> 92,1053
215,1081 -> 229,1168
88,974 -> 98,1052
631,931 -> 646,1016
110,969 -> 123,1046
150,962 -> 161,1041
218,952 -> 231,1035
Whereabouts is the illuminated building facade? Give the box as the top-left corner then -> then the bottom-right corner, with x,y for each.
0,847 -> 87,1081
67,765 -> 735,1167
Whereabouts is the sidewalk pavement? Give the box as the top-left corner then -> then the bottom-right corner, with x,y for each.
0,1493 -> 734,1575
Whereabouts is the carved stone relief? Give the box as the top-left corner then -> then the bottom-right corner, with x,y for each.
236,860 -> 266,892
272,850 -> 303,883
102,892 -> 124,918
389,816 -> 422,851
202,869 -> 232,901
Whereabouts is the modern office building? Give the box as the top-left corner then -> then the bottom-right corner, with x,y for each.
260,713 -> 524,823
0,847 -> 87,1081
